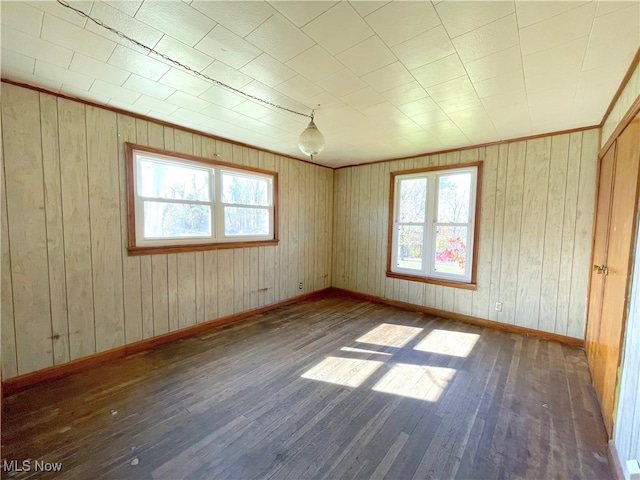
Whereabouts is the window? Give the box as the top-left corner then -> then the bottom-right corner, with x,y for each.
126,143 -> 277,254
388,162 -> 481,288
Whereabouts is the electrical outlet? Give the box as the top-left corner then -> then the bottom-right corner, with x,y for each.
298,282 -> 303,290
495,302 -> 503,312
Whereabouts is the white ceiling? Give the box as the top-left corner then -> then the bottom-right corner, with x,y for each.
1,1 -> 639,168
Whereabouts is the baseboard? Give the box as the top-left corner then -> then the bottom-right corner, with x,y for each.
2,288 -> 331,396
330,287 -> 585,348
609,442 -> 626,480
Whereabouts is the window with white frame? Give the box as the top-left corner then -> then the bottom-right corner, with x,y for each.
388,163 -> 480,285
127,144 -> 276,253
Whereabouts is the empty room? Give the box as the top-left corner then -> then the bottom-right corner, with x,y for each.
1,0 -> 640,479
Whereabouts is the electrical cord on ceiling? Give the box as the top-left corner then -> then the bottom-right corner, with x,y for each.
55,0 -> 314,120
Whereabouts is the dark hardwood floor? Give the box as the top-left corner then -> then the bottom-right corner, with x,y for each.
1,293 -> 611,479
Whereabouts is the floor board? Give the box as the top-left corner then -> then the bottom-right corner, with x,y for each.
1,293 -> 611,479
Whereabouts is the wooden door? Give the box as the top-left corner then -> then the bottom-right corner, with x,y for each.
585,144 -> 615,388
586,113 -> 640,436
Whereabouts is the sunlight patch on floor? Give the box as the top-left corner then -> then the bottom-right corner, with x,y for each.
372,364 -> 456,402
414,329 -> 479,358
355,323 -> 423,348
301,357 -> 384,387
340,346 -> 393,356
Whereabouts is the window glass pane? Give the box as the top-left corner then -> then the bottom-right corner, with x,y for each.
143,201 -> 211,238
139,158 -> 210,201
437,173 -> 471,223
399,178 -> 426,223
396,225 -> 423,270
224,207 -> 269,236
222,172 -> 270,206
434,226 -> 467,276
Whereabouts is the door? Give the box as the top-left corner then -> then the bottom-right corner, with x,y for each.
586,113 -> 640,436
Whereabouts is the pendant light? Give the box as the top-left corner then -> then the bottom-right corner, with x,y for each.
298,111 -> 325,160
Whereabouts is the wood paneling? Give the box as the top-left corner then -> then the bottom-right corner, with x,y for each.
333,130 -> 599,338
0,83 -> 333,379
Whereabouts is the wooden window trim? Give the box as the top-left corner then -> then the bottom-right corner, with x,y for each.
386,161 -> 482,290
126,143 -> 279,255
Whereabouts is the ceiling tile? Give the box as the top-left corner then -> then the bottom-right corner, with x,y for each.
25,0 -> 91,27
195,25 -> 261,70
1,1 -> 43,36
1,50 -> 36,77
595,1 -> 638,17
41,13 -> 116,62
364,1 -> 440,47
452,14 -> 519,63
241,80 -> 284,103
515,1 -> 591,28
70,53 -> 131,86
582,4 -> 640,70
191,1 -> 275,38
305,91 -> 345,110
303,3 -> 373,55
426,76 -> 475,102
316,69 -> 367,97
159,68 -> 212,96
397,97 -> 440,117
464,46 -> 522,83
473,70 -> 525,98
437,93 -> 483,114
133,95 -> 179,115
411,54 -> 465,89
134,1 -> 216,46
336,36 -> 396,76
519,3 -> 596,56
245,13 -> 314,63
240,53 -> 296,87
382,81 -> 429,106
102,1 -> 143,17
122,74 -> 175,100
286,45 -> 344,82
203,61 -> 254,89
200,103 -> 242,122
410,109 -> 449,126
392,25 -> 455,71
154,36 -> 215,72
166,91 -> 212,112
274,75 -> 323,102
349,1 -> 389,17
268,1 -> 338,27
578,60 -> 631,92
200,84 -> 246,109
523,36 -> 588,79
90,79 -> 141,103
64,86 -> 112,105
341,86 -> 385,109
108,44 -> 171,81
362,62 -> 414,93
1,27 -> 73,68
436,1 -> 514,38
86,2 -> 162,52
172,108 -> 210,125
34,60 -> 94,90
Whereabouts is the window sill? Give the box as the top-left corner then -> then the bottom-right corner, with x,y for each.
386,271 -> 477,290
128,239 -> 279,256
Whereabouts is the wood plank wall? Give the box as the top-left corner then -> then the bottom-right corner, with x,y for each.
332,129 -> 599,339
603,61 -> 640,144
0,83 -> 334,379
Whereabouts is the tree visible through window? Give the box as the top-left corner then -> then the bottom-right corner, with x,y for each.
126,144 -> 276,254
389,163 -> 480,285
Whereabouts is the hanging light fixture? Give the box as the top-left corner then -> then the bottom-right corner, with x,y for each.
298,111 -> 325,160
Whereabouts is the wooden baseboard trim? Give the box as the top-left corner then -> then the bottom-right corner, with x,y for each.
330,287 -> 585,348
2,288 -> 331,396
608,442 -> 625,480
